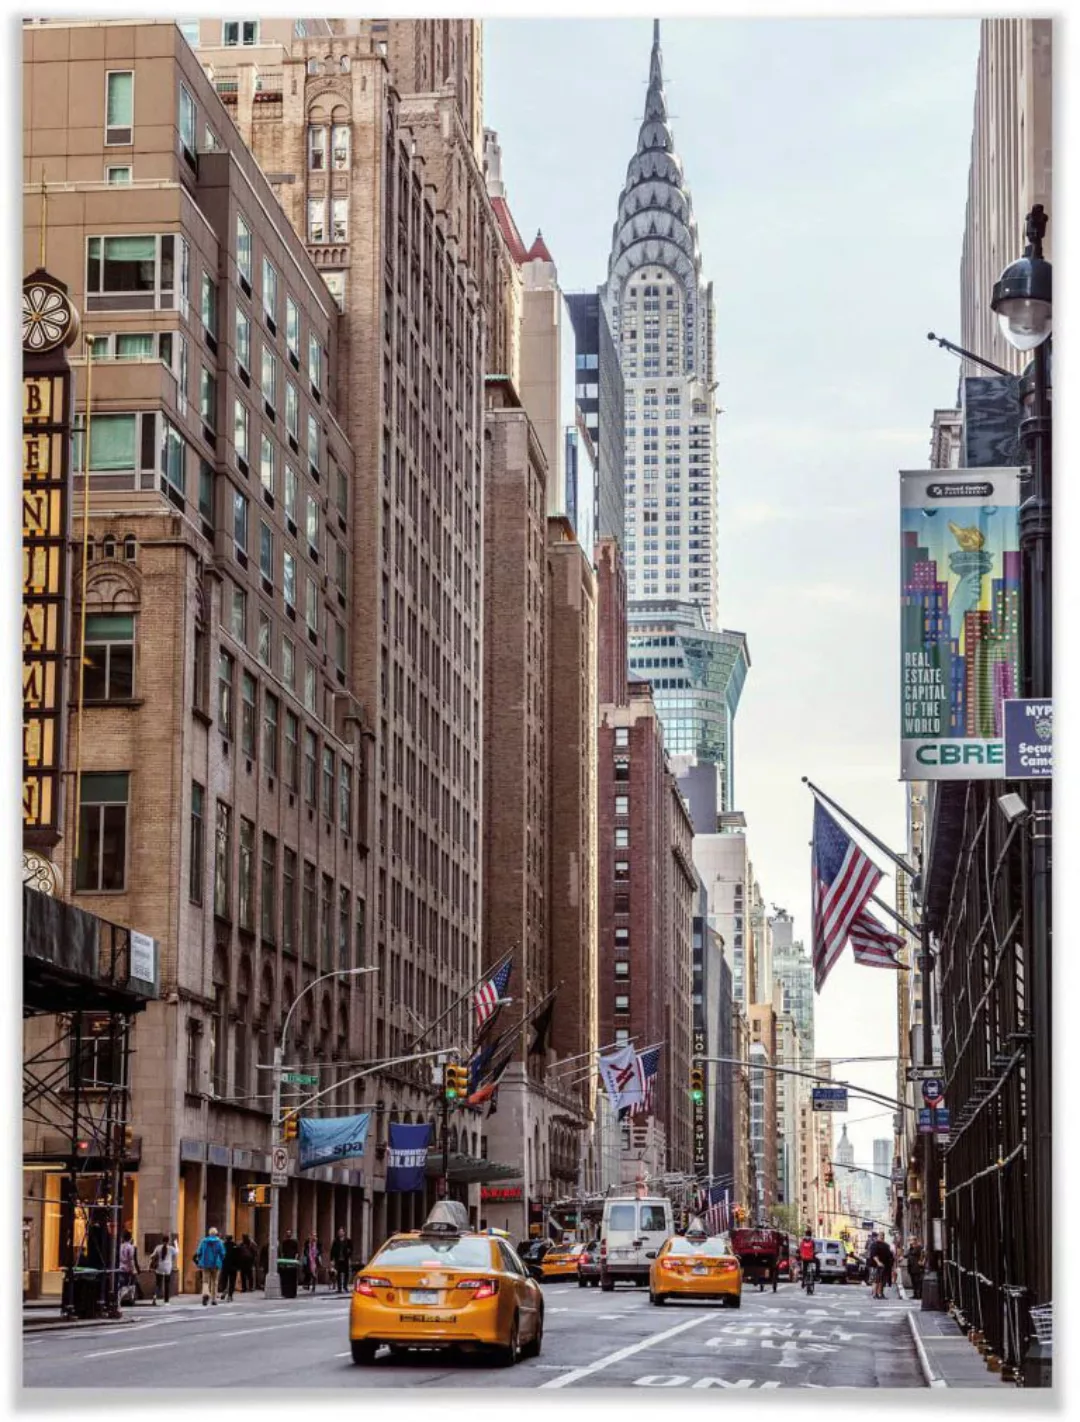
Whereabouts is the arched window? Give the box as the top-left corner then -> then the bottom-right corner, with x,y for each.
234,955 -> 252,1097
340,54 -> 350,73
210,947 -> 229,1097
102,535 -> 116,559
123,535 -> 137,561
257,964 -> 275,1099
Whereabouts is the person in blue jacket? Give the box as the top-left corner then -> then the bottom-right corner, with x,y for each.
194,1226 -> 226,1306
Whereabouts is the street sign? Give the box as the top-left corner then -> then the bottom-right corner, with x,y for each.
906,1064 -> 945,1083
918,1107 -> 950,1134
812,1087 -> 848,1112
271,1170 -> 288,1187
921,1077 -> 945,1107
271,1145 -> 289,1183
1003,698 -> 1052,779
283,1072 -> 318,1085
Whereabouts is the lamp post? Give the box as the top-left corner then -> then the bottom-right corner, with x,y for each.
264,966 -> 379,1300
992,204 -> 1052,1387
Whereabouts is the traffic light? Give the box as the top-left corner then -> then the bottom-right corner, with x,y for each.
244,1185 -> 271,1207
445,1063 -> 468,1101
123,1125 -> 133,1152
282,1113 -> 298,1142
689,1065 -> 705,1103
826,1167 -> 835,1188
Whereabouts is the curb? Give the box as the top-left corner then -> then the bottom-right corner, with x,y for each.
907,1308 -> 947,1388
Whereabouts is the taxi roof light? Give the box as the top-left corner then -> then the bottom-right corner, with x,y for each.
419,1200 -> 470,1237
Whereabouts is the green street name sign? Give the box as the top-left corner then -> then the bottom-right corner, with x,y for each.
283,1072 -> 319,1085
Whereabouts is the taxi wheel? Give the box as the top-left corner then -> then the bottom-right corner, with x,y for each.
350,1341 -> 378,1366
522,1308 -> 544,1359
577,1275 -> 587,1288
727,1294 -> 742,1310
649,1289 -> 665,1306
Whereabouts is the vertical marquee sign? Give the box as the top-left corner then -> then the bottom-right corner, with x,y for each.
692,1027 -> 707,1172
22,268 -> 79,848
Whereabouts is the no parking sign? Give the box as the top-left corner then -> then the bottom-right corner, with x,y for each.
921,1077 -> 944,1108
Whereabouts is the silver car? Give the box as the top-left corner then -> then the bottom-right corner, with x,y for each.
814,1238 -> 849,1283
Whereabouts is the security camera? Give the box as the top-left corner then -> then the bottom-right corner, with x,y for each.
997,793 -> 1030,824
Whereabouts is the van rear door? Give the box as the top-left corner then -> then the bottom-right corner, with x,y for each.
603,1201 -> 639,1268
637,1202 -> 671,1264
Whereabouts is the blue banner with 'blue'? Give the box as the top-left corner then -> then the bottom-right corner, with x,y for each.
298,1114 -> 371,1171
386,1121 -> 433,1193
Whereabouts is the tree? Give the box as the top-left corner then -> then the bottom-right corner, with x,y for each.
769,1203 -> 802,1235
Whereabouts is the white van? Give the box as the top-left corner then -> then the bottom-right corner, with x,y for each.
600,1196 -> 674,1289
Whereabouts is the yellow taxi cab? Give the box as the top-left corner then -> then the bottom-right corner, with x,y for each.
349,1202 -> 544,1366
538,1241 -> 589,1280
649,1223 -> 742,1308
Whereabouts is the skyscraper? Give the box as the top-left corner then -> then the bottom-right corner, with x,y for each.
602,21 -> 718,627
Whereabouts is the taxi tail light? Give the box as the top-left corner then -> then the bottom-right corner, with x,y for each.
456,1278 -> 499,1300
660,1259 -> 683,1272
355,1275 -> 391,1295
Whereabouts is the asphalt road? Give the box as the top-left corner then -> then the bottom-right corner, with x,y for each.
23,1277 -> 924,1390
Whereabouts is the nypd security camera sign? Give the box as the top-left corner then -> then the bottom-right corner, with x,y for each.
1003,699 -> 1052,778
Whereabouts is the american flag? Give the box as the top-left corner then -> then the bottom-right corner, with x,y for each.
637,1047 -> 661,1113
811,800 -> 883,992
703,1185 -> 729,1235
474,959 -> 512,1031
850,908 -> 905,968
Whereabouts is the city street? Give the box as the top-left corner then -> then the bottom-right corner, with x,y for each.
23,1279 -> 924,1390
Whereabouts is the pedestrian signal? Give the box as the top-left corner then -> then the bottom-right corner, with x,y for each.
445,1064 -> 468,1101
282,1113 -> 298,1142
690,1065 -> 705,1103
244,1185 -> 271,1207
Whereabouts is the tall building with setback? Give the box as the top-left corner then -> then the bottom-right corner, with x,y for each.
22,19 -> 373,1284
565,289 -> 626,548
602,22 -> 719,627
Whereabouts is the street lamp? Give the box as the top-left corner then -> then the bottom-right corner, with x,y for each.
264,966 -> 379,1300
994,204 -> 1052,1389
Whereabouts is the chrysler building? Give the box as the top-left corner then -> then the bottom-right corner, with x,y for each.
603,20 -> 719,628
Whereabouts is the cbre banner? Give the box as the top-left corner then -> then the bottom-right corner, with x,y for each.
900,470 -> 1021,779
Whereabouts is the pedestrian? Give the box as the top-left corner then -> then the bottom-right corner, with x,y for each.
329,1227 -> 352,1293
117,1229 -> 142,1304
867,1233 -> 893,1299
149,1233 -> 176,1305
906,1240 -> 925,1299
220,1234 -> 239,1301
237,1234 -> 257,1293
194,1225 -> 226,1306
301,1232 -> 321,1292
278,1229 -> 300,1299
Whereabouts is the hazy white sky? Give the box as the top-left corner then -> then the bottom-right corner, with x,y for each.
485,14 -> 982,1165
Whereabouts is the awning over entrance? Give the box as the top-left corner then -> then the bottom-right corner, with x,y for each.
424,1152 -> 521,1186
23,887 -> 158,1015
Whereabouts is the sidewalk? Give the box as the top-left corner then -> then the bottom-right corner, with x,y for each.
900,1290 -> 1017,1388
24,1285 -> 348,1333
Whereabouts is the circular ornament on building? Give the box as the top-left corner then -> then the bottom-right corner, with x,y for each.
23,851 -> 62,896
22,274 -> 79,354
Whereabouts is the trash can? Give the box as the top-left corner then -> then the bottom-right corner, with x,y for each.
279,1260 -> 298,1299
73,1269 -> 102,1319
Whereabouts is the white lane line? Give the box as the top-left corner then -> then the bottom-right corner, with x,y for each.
216,1317 -> 335,1340
539,1313 -> 713,1390
83,1340 -> 180,1361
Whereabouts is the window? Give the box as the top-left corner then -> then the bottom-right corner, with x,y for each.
240,670 -> 257,757
305,575 -> 319,636
305,492 -> 320,552
189,781 -> 204,903
86,234 -> 175,306
160,417 -> 185,497
286,296 -> 300,360
82,613 -> 134,701
284,709 -> 299,790
285,381 -> 299,441
615,795 -> 629,816
302,862 -> 317,962
331,125 -> 350,170
284,465 -> 298,524
259,521 -> 274,581
185,1020 -> 202,1094
331,198 -> 348,242
262,257 -> 278,325
614,859 -> 630,881
105,165 -> 132,185
236,307 -> 251,373
282,638 -> 296,692
303,729 -> 317,807
303,663 -> 316,712
261,345 -> 277,409
236,212 -> 252,285
214,800 -> 232,918
232,488 -> 249,554
614,1029 -> 630,1046
320,872 -> 333,969
614,995 -> 630,1014
234,399 -> 249,464
615,827 -> 629,848
321,746 -> 335,820
282,847 -> 297,953
75,772 -> 129,891
339,762 -> 352,835
263,691 -> 279,772
308,126 -> 326,171
200,271 -> 217,340
260,833 -> 277,941
614,961 -> 629,978
217,649 -> 234,737
338,885 -> 350,968
105,71 -> 133,145
229,582 -> 247,643
73,413 -> 136,475
260,432 -> 275,494
200,367 -> 216,430
307,413 -> 320,472
179,84 -> 197,157
308,333 -> 321,391
223,20 -> 259,45
322,271 -> 345,311
283,550 -> 296,610
238,817 -> 255,929
614,727 -> 629,747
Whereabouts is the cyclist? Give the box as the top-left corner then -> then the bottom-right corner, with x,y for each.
798,1229 -> 817,1292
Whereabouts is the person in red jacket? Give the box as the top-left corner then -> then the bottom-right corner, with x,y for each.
798,1229 -> 817,1287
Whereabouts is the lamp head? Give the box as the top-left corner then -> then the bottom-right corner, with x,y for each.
991,206 -> 1052,352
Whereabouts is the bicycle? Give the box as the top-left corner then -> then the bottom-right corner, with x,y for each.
801,1262 -> 815,1296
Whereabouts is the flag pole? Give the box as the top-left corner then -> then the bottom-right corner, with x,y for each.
870,892 -> 920,938
803,777 -> 918,879
408,947 -> 515,1053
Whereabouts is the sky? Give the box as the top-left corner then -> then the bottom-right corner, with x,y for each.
485,14 -> 983,1167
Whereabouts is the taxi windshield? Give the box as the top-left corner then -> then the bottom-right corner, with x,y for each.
667,1235 -> 733,1257
375,1237 -> 494,1269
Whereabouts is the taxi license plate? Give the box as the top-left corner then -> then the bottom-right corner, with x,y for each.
409,1290 -> 439,1304
693,1266 -> 709,1275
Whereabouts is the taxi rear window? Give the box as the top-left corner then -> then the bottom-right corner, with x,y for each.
668,1236 -> 732,1256
375,1238 -> 494,1269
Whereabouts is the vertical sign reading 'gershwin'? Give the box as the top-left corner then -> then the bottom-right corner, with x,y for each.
22,269 -> 79,845
900,470 -> 1021,780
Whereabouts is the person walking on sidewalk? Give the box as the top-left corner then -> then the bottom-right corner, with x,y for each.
117,1230 -> 142,1304
868,1234 -> 894,1299
149,1234 -> 176,1305
194,1226 -> 226,1306
301,1233 -> 322,1293
237,1234 -> 256,1293
220,1234 -> 239,1301
329,1228 -> 352,1293
906,1240 -> 925,1299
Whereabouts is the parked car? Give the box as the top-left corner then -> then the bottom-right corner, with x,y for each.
814,1238 -> 849,1283
517,1240 -> 553,1281
577,1240 -> 600,1288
